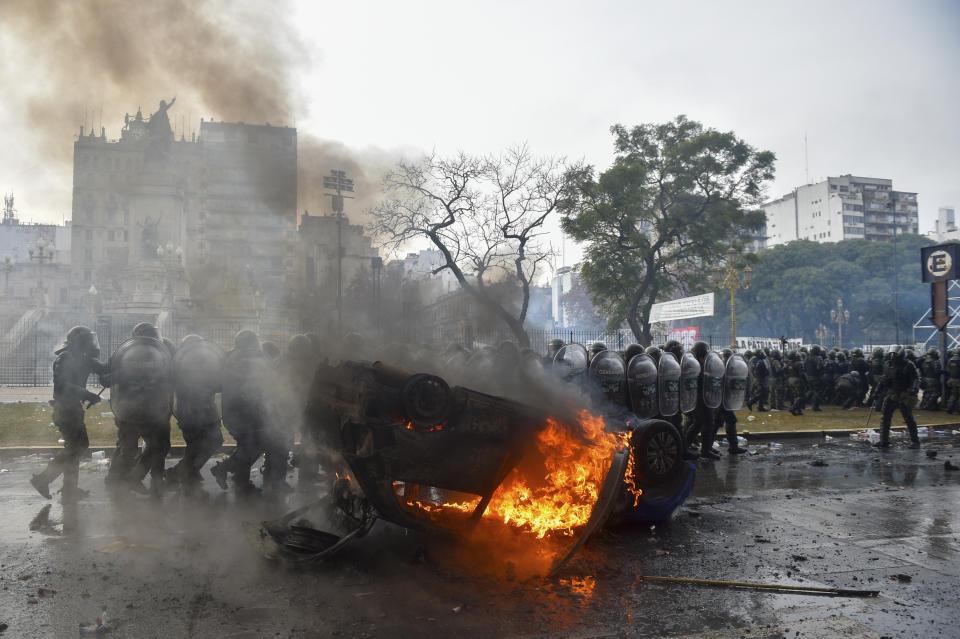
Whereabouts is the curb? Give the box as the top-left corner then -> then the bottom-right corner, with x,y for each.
0,444 -> 238,457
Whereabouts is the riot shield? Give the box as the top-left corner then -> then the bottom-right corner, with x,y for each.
722,353 -> 750,411
702,350 -> 726,409
588,350 -> 626,402
657,352 -> 681,417
679,352 -> 700,414
553,343 -> 589,381
626,354 -> 659,419
173,338 -> 225,398
109,336 -> 173,423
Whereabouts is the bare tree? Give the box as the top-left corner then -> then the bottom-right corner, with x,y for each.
369,145 -> 580,347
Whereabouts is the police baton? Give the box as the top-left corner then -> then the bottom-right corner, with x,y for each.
86,387 -> 106,410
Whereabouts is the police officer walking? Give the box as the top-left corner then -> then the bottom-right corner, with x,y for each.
31,327 -> 109,501
875,345 -> 922,449
212,330 -> 273,496
769,350 -> 786,410
786,351 -> 807,416
168,334 -> 224,495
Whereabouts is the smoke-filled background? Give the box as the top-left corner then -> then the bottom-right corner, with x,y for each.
0,0 -> 398,224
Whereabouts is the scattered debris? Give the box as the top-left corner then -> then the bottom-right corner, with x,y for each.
890,574 -> 912,583
945,461 -> 959,472
639,575 -> 878,597
18,574 -> 31,581
809,460 -> 828,467
37,588 -> 56,598
26,597 -> 38,605
452,605 -> 463,614
791,554 -> 808,562
926,450 -> 938,459
79,607 -> 113,634
0,622 -> 8,633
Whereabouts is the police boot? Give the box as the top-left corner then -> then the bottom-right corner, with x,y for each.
60,465 -> 88,502
210,461 -> 228,490
30,473 -> 53,499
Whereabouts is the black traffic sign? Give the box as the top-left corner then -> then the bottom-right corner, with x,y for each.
921,244 -> 960,283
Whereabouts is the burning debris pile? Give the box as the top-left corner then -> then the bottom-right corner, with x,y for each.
250,349 -> 693,576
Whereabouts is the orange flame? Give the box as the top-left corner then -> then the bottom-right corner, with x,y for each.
394,409 -> 643,538
483,410 -> 633,538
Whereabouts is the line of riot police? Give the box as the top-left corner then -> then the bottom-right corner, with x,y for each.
32,323 -> 321,501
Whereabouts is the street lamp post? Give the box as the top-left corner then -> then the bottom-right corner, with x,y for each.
815,323 -> 829,345
710,247 -> 754,351
830,299 -> 851,348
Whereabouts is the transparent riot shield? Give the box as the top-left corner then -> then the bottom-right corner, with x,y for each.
702,350 -> 726,409
657,352 -> 681,417
722,353 -> 750,411
627,353 -> 659,419
109,336 -> 173,423
679,352 -> 701,414
553,343 -> 589,381
588,350 -> 626,403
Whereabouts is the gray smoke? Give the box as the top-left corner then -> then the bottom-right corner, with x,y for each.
1,0 -> 398,223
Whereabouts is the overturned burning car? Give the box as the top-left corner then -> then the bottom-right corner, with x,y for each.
249,344 -> 747,575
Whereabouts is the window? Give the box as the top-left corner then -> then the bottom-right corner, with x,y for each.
85,230 -> 93,241
108,230 -> 115,241
60,288 -> 68,303
83,270 -> 91,282
84,248 -> 92,262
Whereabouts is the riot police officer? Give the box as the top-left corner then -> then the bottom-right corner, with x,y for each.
875,345 -> 921,449
687,341 -> 718,459
168,334 -> 224,494
804,346 -> 824,411
713,349 -> 748,455
544,339 -> 565,366
748,349 -> 770,412
849,348 -> 870,406
833,370 -> 861,410
866,347 -> 886,406
919,348 -> 942,410
786,351 -> 807,416
945,350 -> 960,414
821,351 -> 837,405
104,323 -> 173,495
212,330 -> 274,496
31,327 -> 109,501
769,350 -> 786,410
662,340 -> 683,364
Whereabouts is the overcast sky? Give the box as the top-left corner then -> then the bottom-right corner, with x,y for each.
2,0 -> 958,258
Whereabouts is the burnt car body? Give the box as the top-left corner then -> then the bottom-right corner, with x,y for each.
250,356 -> 693,574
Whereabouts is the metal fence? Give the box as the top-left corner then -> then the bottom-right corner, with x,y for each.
0,312 -> 300,387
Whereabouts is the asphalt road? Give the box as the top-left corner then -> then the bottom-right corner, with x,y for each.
1,435 -> 958,638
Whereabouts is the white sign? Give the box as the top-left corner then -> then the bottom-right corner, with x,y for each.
649,293 -> 715,324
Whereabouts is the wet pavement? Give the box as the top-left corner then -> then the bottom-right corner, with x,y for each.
1,435 -> 958,638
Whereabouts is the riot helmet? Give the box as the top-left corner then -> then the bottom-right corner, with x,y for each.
889,344 -> 905,363
623,343 -> 645,363
132,322 -> 160,339
589,342 -> 607,358
928,347 -> 940,358
645,345 -> 661,364
872,347 -> 884,358
690,340 -> 710,365
663,340 -> 683,361
546,339 -> 565,359
234,329 -> 260,353
721,347 -> 733,362
57,325 -> 100,358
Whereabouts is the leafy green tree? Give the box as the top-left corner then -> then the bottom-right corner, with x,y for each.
562,116 -> 775,344
697,235 -> 935,346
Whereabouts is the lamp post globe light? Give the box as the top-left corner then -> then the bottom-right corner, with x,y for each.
710,247 -> 754,351
830,299 -> 851,348
815,323 -> 829,346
